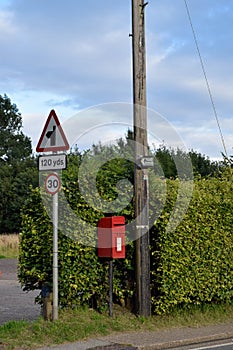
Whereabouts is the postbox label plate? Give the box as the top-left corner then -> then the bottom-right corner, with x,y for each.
116,237 -> 122,252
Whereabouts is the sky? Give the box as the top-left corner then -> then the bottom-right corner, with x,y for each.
0,0 -> 233,160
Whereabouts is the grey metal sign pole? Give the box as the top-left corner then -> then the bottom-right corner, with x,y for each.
37,109 -> 69,322
45,171 -> 60,321
52,187 -> 59,320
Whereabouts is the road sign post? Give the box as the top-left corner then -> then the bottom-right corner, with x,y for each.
36,110 -> 69,321
44,170 -> 61,319
52,191 -> 59,320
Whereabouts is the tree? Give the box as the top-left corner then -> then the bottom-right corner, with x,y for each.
0,94 -> 37,233
154,146 -> 219,179
155,146 -> 177,178
221,152 -> 233,169
0,94 -> 32,163
188,150 -> 219,177
0,158 -> 38,233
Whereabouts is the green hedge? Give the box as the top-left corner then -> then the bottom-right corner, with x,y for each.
18,166 -> 233,314
151,175 -> 233,314
19,186 -> 117,308
18,150 -> 136,309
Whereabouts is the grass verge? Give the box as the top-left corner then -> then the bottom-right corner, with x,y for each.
0,234 -> 19,259
0,303 -> 233,350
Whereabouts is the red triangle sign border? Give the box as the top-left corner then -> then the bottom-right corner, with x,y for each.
36,110 -> 69,152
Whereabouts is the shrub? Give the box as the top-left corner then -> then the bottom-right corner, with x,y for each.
151,175 -> 233,314
18,155 -> 233,314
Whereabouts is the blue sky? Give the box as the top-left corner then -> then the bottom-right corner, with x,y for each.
0,0 -> 233,159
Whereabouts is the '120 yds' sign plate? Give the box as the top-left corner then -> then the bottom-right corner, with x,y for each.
39,154 -> 67,171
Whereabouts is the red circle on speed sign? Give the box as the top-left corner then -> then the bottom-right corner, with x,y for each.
45,173 -> 61,195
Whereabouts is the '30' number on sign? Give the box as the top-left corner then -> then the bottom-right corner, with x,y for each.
45,173 -> 61,195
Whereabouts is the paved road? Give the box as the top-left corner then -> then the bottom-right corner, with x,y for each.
172,340 -> 233,349
0,258 -> 41,325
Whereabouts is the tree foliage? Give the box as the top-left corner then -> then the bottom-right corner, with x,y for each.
189,150 -> 219,177
221,152 -> 233,169
0,94 -> 32,163
0,94 -> 37,233
0,158 -> 38,233
155,145 -> 219,178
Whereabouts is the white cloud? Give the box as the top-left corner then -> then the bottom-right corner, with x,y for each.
0,0 -> 233,160
0,9 -> 17,35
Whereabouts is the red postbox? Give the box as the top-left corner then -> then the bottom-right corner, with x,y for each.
98,216 -> 125,259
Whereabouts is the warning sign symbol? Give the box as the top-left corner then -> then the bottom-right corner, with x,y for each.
36,110 -> 69,152
46,125 -> 56,146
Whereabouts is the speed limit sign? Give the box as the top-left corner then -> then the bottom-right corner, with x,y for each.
45,173 -> 61,195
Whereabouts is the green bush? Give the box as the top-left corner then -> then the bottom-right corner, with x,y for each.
18,150 -> 137,309
19,186 -> 114,308
18,152 -> 233,314
151,175 -> 233,314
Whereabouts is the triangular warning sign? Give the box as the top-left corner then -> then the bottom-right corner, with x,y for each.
36,110 -> 69,152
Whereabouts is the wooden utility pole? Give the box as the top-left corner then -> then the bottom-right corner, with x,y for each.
131,0 -> 151,316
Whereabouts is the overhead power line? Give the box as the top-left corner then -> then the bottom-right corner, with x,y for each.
184,0 -> 231,166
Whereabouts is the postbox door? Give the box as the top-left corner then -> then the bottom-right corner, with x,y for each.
112,232 -> 125,258
111,217 -> 125,258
